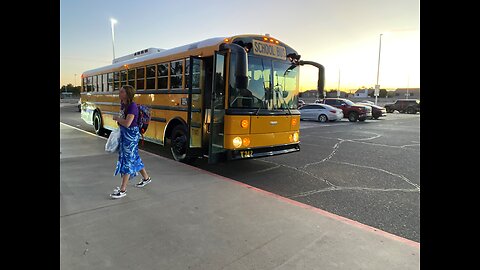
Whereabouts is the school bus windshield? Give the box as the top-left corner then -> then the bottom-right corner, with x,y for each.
228,55 -> 299,110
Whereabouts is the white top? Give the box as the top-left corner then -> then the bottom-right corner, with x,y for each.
82,37 -> 226,77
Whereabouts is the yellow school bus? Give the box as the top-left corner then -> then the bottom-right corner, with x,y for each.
80,34 -> 325,163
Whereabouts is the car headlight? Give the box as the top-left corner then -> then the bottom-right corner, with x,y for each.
232,137 -> 242,148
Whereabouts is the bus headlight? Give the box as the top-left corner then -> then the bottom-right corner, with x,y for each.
233,137 -> 243,148
242,137 -> 250,147
293,132 -> 299,142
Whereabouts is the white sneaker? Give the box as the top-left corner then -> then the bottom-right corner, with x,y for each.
110,187 -> 127,199
135,177 -> 152,188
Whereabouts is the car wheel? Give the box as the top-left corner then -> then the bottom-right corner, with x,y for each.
170,125 -> 195,163
407,107 -> 416,114
93,112 -> 107,136
373,115 -> 380,120
359,118 -> 366,122
318,114 -> 328,123
348,112 -> 358,122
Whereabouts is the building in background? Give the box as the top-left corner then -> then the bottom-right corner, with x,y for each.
354,88 -> 374,98
299,90 -> 319,98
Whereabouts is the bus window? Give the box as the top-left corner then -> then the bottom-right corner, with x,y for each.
120,70 -> 127,88
113,72 -> 119,91
157,63 -> 168,89
83,78 -> 87,92
102,74 -> 107,92
107,73 -> 114,92
92,76 -> 98,92
128,69 -> 135,88
98,74 -> 103,92
170,60 -> 183,89
136,67 -> 145,90
86,77 -> 92,92
146,65 -> 156,90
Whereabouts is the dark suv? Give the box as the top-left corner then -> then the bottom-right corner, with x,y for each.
320,98 -> 372,122
384,99 -> 420,114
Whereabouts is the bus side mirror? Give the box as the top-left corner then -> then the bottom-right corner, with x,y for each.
220,42 -> 249,90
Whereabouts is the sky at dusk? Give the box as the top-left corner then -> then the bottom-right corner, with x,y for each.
60,0 -> 419,91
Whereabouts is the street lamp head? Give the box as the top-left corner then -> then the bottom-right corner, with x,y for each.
110,18 -> 117,25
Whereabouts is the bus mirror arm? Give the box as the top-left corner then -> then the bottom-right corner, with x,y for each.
220,43 -> 249,90
298,60 -> 325,99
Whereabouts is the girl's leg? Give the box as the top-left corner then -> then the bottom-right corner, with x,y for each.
139,168 -> 150,180
120,174 -> 129,192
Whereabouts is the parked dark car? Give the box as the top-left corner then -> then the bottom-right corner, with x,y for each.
384,99 -> 420,114
319,98 -> 372,122
357,102 -> 387,119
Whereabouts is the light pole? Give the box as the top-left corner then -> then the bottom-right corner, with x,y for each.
406,74 -> 410,99
375,33 -> 383,105
337,69 -> 341,98
110,18 -> 117,60
74,74 -> 77,87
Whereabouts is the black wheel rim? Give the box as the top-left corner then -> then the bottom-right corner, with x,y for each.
172,132 -> 186,156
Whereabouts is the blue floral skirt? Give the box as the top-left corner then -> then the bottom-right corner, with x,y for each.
114,126 -> 145,179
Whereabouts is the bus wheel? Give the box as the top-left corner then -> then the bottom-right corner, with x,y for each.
170,125 -> 195,163
93,112 -> 106,136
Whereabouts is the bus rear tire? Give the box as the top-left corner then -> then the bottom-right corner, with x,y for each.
170,125 -> 195,164
93,112 -> 107,136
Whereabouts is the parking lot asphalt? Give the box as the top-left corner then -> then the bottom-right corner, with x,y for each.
61,104 -> 420,242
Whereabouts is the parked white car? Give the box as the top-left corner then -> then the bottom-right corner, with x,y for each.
299,103 -> 344,122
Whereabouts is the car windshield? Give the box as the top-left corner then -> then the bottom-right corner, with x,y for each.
344,99 -> 355,106
228,55 -> 299,110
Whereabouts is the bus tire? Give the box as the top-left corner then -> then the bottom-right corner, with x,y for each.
93,111 -> 107,136
170,125 -> 195,163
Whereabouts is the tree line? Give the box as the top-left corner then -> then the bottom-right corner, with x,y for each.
60,84 -> 81,96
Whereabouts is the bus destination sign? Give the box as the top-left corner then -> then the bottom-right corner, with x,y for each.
252,39 -> 287,60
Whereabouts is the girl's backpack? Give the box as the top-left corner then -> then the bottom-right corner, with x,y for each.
137,105 -> 151,145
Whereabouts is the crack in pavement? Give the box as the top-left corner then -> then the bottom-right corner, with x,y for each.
328,161 -> 420,190
257,159 -> 335,187
288,186 -> 419,198
301,131 -> 382,169
257,130 -> 420,198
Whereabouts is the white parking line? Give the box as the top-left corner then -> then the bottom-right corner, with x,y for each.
300,122 -> 352,129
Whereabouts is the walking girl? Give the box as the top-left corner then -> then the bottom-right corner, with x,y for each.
110,85 -> 151,199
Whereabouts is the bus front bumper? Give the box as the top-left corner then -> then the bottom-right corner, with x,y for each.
226,143 -> 300,161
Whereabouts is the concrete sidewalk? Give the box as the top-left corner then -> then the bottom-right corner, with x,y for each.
60,122 -> 419,270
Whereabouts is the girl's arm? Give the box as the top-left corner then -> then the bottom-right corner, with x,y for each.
113,114 -> 135,128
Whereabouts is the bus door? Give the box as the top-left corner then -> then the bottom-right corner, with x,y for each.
186,56 -> 204,157
208,51 -> 227,163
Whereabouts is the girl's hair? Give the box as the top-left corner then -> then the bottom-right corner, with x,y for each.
121,85 -> 136,116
